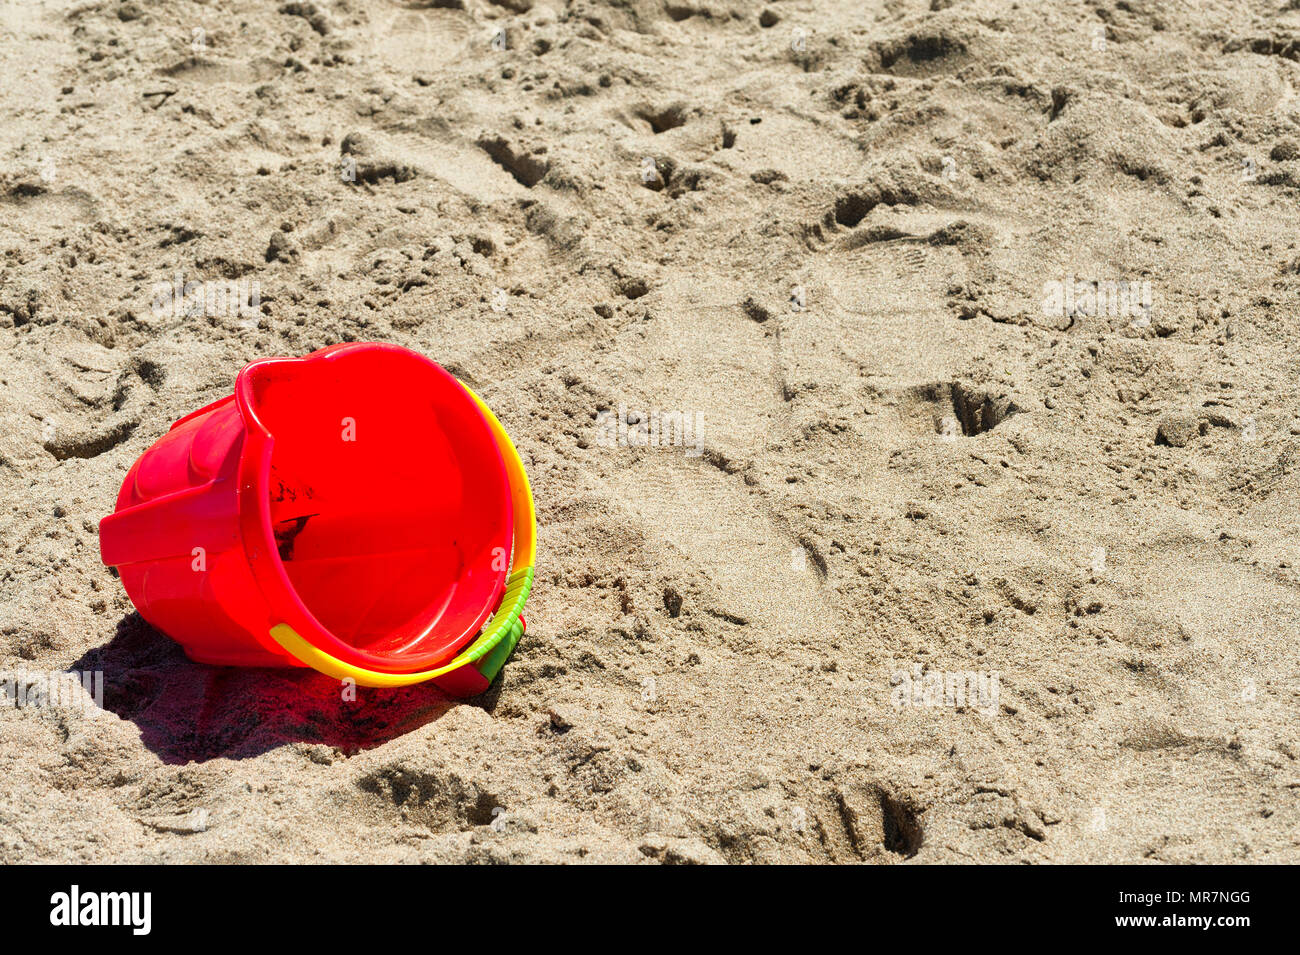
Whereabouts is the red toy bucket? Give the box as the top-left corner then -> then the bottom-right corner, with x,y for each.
99,343 -> 536,695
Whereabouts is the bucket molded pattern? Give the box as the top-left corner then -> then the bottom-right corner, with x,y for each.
99,343 -> 536,695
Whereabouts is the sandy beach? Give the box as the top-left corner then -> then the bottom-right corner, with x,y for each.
1,0 -> 1297,863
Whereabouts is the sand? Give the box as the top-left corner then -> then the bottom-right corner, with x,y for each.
1,0 -> 1298,864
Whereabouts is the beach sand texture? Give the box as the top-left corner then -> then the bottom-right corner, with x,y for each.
1,0 -> 1298,862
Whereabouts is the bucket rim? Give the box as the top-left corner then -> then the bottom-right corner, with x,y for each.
231,342 -> 513,674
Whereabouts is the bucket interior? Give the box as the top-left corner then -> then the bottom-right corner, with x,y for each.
244,349 -> 512,667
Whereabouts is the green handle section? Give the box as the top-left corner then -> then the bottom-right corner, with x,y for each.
458,565 -> 533,669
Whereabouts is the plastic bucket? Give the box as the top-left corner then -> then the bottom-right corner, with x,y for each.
99,343 -> 536,695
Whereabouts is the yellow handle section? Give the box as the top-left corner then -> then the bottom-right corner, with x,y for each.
267,380 -> 536,688
461,382 -> 536,571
